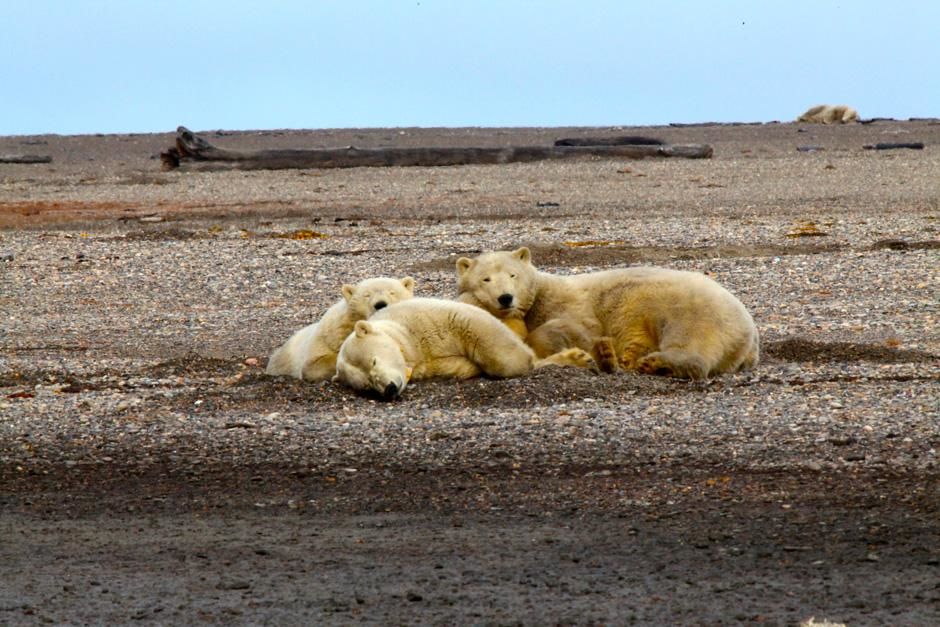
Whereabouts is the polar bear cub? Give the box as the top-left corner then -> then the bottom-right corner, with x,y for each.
797,104 -> 859,124
333,298 -> 597,399
266,276 -> 415,381
456,247 -> 759,380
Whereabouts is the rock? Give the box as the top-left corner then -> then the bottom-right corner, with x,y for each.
217,579 -> 252,591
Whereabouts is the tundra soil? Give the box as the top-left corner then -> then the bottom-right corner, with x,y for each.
1,122 -> 939,625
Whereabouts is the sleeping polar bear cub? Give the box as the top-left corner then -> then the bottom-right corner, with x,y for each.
266,276 -> 415,381
457,247 -> 759,380
333,298 -> 597,399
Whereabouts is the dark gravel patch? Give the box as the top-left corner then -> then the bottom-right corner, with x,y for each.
764,338 -> 939,364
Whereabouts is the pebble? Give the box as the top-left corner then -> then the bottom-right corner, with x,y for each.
217,580 -> 252,591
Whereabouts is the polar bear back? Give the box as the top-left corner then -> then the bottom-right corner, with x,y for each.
584,267 -> 756,338
369,298 -> 526,362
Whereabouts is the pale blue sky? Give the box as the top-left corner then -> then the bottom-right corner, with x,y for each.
3,1 -> 937,135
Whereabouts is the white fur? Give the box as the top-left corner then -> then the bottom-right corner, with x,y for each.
457,247 -> 759,380
266,276 -> 415,381
797,104 -> 859,124
333,298 -> 596,398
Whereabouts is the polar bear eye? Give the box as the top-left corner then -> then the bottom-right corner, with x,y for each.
510,274 -> 516,278
372,357 -> 377,366
483,277 -> 491,283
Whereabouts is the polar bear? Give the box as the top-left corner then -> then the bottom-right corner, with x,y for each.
333,298 -> 597,399
266,276 -> 415,381
456,247 -> 759,380
797,104 -> 859,124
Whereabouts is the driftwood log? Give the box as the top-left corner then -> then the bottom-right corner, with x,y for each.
161,126 -> 711,171
863,142 -> 925,150
0,154 -> 52,164
554,135 -> 664,146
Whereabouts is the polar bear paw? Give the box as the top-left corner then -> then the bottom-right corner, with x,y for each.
537,348 -> 600,373
636,351 -> 707,380
591,337 -> 619,374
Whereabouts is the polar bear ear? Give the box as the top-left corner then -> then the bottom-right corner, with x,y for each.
400,277 -> 416,293
341,284 -> 355,302
354,320 -> 372,337
455,257 -> 474,277
513,247 -> 531,264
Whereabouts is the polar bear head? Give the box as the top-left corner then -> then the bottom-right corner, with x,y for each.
342,276 -> 415,320
334,320 -> 410,400
456,247 -> 537,319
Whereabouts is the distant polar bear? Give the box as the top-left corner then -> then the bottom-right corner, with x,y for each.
333,298 -> 597,399
797,104 -> 859,124
266,276 -> 415,381
456,247 -> 759,380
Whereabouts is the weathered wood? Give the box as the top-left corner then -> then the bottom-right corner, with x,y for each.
162,126 -> 712,171
0,154 -> 52,164
554,135 -> 663,146
657,144 -> 714,159
863,142 -> 925,150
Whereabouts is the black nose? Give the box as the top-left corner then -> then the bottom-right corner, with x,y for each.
497,293 -> 514,308
373,300 -> 387,310
382,382 -> 399,400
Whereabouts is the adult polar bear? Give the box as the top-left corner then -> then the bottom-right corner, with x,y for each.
333,298 -> 597,399
456,247 -> 759,380
266,276 -> 415,381
797,104 -> 859,124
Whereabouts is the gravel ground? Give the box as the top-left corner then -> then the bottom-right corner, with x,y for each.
1,121 -> 939,625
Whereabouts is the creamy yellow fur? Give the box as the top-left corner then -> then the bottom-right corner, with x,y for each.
333,298 -> 596,398
265,276 -> 415,381
457,247 -> 759,380
797,104 -> 859,124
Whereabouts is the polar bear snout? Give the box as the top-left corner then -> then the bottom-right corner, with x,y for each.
497,293 -> 515,308
373,300 -> 388,311
382,381 -> 400,400
371,370 -> 406,400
